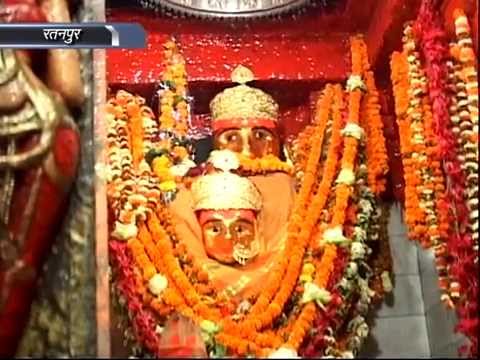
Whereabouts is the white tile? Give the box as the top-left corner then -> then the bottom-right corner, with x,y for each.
390,234 -> 419,275
417,245 -> 437,276
362,316 -> 430,358
426,302 -> 464,355
388,203 -> 408,236
377,275 -> 425,317
420,272 -> 441,312
431,343 -> 459,358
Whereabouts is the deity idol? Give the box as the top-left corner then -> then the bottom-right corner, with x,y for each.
170,152 -> 291,299
0,1 -> 83,354
210,65 -> 282,160
168,67 -> 295,299
191,165 -> 264,266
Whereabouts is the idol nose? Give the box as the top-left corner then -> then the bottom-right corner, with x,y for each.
240,128 -> 254,158
241,146 -> 253,158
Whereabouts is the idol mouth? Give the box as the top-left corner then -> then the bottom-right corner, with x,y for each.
232,243 -> 257,266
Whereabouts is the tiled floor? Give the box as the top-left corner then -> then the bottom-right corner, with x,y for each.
361,203 -> 465,358
362,316 -> 430,358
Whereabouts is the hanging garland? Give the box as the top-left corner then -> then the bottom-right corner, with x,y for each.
358,39 -> 389,196
392,25 -> 454,307
106,35 -> 390,358
390,51 -> 428,245
450,9 -> 479,262
390,0 -> 478,356
148,39 -> 196,200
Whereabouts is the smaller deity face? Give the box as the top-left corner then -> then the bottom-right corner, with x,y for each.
214,126 -> 281,159
197,209 -> 259,266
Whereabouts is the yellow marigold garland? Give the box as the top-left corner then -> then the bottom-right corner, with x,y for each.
159,40 -> 189,135
237,154 -> 294,176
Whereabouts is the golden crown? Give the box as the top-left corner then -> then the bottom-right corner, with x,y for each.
209,65 -> 279,121
191,170 -> 262,212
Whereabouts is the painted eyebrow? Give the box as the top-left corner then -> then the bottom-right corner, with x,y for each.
229,220 -> 254,226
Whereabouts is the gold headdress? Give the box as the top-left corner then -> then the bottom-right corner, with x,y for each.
209,66 -> 279,131
191,170 -> 262,212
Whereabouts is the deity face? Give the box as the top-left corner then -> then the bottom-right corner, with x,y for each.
197,209 -> 259,265
214,126 -> 281,159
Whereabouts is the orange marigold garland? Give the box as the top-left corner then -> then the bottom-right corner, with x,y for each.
283,84 -> 345,353
390,50 -> 428,244
358,38 -> 389,195
407,24 -> 457,306
318,38 -> 371,357
403,24 -> 439,249
391,25 -> 456,307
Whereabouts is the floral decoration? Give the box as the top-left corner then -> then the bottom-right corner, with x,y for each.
389,1 -> 478,356
106,36 -> 391,358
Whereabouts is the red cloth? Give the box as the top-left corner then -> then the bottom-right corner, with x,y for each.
157,315 -> 207,358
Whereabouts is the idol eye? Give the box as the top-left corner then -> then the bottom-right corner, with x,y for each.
235,226 -> 244,233
254,131 -> 265,140
212,226 -> 220,233
226,134 -> 238,142
254,129 -> 271,140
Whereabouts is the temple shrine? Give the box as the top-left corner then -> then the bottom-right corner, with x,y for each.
0,0 -> 477,358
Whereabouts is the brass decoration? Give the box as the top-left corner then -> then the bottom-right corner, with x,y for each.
231,65 -> 254,84
139,0 -> 312,19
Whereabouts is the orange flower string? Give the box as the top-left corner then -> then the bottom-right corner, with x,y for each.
358,39 -> 389,195
126,100 -> 145,168
390,50 -> 427,243
128,237 -> 157,281
285,83 -> 346,351
244,86 -> 335,321
403,25 -> 433,247
452,9 -> 479,260
285,40 -> 366,350
331,37 -> 364,227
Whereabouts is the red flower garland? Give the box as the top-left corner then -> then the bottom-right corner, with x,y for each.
109,240 -> 161,354
413,0 -> 478,356
300,250 -> 348,357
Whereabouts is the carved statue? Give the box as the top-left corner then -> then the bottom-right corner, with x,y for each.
0,0 -> 84,355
